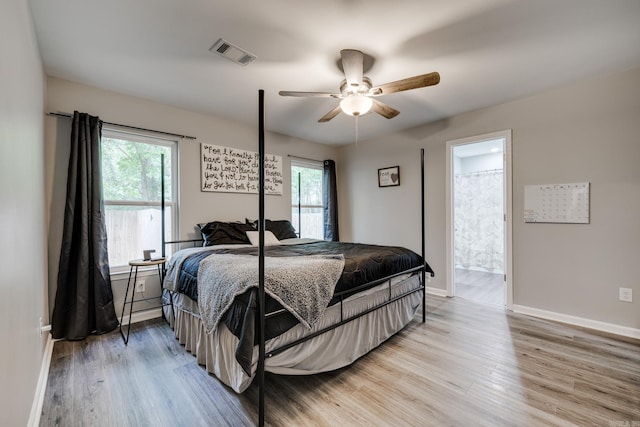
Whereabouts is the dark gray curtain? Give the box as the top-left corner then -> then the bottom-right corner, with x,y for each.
323,159 -> 339,241
51,111 -> 118,340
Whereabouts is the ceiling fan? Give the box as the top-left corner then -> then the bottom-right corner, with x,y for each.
279,49 -> 440,123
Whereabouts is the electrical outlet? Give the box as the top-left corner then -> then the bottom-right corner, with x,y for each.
619,287 -> 632,303
135,279 -> 146,293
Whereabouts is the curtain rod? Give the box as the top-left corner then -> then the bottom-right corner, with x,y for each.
47,112 -> 197,141
457,168 -> 503,176
287,154 -> 324,163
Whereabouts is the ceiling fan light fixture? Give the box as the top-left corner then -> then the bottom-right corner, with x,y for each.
279,50 -> 439,123
340,95 -> 373,116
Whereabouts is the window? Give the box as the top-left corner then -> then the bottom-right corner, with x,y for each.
101,130 -> 177,270
291,160 -> 324,239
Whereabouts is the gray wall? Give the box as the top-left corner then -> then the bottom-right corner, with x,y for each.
45,77 -> 338,318
338,67 -> 640,330
14,2 -> 635,420
0,0 -> 48,425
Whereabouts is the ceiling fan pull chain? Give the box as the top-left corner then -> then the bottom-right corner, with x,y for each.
355,115 -> 359,146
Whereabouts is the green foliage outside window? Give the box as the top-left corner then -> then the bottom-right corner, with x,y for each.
291,165 -> 322,206
101,137 -> 172,202
101,135 -> 176,268
291,164 -> 323,239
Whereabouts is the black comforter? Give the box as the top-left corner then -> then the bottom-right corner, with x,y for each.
172,241 -> 433,373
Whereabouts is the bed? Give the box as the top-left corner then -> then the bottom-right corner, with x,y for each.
162,220 -> 433,393
158,90 -> 429,424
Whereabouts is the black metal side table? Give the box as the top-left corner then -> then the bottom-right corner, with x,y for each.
119,258 -> 166,344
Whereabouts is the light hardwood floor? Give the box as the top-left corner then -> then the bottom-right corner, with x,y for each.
41,296 -> 640,426
455,268 -> 505,306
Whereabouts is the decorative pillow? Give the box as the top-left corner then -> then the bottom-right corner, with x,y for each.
198,221 -> 255,246
246,219 -> 298,240
268,220 -> 298,240
246,230 -> 280,246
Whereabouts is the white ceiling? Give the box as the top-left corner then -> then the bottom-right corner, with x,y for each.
29,0 -> 640,146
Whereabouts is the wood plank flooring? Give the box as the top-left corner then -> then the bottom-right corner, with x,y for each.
41,296 -> 640,426
455,268 -> 505,306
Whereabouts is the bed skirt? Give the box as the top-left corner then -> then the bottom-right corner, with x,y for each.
162,274 -> 422,393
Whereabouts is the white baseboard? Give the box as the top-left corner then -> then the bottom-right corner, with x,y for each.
28,308 -> 163,426
28,333 -> 54,427
512,304 -> 640,340
120,308 -> 163,326
426,287 -> 448,297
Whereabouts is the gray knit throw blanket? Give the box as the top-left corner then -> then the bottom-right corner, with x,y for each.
197,253 -> 345,335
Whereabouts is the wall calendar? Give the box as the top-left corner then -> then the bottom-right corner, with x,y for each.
524,182 -> 590,224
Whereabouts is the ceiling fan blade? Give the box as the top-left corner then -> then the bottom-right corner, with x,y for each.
371,98 -> 400,119
371,72 -> 440,96
279,91 -> 340,98
340,49 -> 364,90
318,105 -> 342,123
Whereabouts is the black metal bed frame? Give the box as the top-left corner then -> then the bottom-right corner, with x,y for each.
256,90 -> 429,425
161,90 -> 429,426
265,266 -> 426,358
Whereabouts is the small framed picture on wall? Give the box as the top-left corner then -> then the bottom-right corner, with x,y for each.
378,166 -> 400,187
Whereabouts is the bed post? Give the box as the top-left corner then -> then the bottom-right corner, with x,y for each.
297,172 -> 302,236
421,148 -> 426,322
258,89 -> 266,427
161,153 -> 166,258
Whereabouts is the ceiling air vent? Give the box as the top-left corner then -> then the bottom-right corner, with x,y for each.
209,38 -> 256,66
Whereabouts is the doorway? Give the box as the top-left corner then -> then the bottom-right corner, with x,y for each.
446,130 -> 513,309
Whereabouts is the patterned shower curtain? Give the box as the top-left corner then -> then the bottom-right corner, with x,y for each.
454,170 -> 504,272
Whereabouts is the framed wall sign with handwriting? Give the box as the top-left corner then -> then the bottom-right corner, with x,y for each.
201,143 -> 283,195
378,166 -> 400,187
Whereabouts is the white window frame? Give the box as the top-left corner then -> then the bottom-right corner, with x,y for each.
102,128 -> 179,274
291,158 -> 324,239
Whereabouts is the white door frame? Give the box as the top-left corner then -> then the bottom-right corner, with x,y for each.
445,130 -> 513,309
